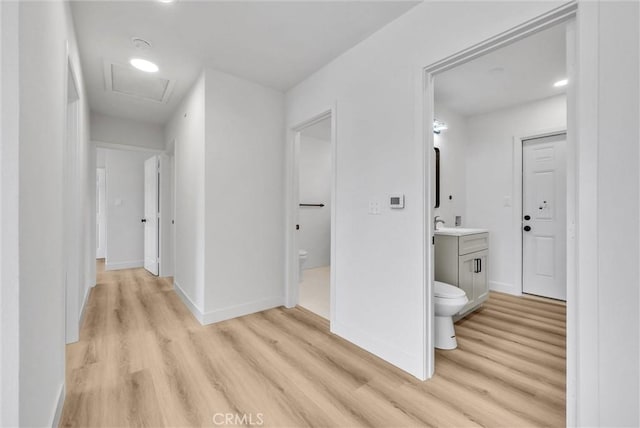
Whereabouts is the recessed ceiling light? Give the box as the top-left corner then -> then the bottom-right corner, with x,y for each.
130,58 -> 159,73
157,0 -> 175,3
554,79 -> 568,87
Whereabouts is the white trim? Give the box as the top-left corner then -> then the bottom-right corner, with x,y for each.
174,281 -> 284,326
104,260 -> 144,271
512,128 -> 567,296
51,383 -> 65,428
422,0 -> 578,417
92,140 -> 165,154
78,284 -> 92,329
285,105 -> 337,331
489,280 -> 521,296
202,296 -> 285,325
173,281 -> 205,324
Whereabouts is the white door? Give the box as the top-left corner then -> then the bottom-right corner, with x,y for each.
522,134 -> 567,300
96,168 -> 106,259
144,156 -> 159,275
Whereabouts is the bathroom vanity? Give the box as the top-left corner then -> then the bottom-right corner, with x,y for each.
434,228 -> 489,316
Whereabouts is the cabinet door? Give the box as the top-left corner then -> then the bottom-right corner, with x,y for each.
473,250 -> 489,304
458,253 -> 477,312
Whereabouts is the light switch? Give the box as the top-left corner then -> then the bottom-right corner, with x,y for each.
368,201 -> 381,215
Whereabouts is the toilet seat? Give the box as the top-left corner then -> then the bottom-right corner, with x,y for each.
434,281 -> 466,299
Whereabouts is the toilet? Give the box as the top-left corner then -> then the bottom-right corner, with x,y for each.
434,281 -> 468,350
298,250 -> 308,281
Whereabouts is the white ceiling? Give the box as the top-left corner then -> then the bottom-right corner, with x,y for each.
70,1 -> 420,125
435,23 -> 567,117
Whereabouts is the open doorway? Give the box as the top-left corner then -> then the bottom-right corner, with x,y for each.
297,116 -> 332,319
288,110 -> 336,322
424,7 -> 577,424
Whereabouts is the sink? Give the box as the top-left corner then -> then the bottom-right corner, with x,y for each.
434,227 -> 488,236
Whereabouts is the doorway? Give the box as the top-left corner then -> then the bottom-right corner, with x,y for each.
287,110 -> 336,323
424,3 -> 577,422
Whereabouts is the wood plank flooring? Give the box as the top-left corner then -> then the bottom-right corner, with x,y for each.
60,263 -> 566,427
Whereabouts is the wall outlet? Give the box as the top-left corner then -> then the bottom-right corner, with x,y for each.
368,201 -> 381,215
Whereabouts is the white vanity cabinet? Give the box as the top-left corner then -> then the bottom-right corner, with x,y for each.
434,229 -> 489,316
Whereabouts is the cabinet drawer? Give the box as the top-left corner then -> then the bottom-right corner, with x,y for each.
459,233 -> 489,255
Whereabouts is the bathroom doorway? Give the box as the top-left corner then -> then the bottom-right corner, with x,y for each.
287,110 -> 336,322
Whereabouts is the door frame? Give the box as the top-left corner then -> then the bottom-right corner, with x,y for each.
285,105 -> 337,326
421,0 -> 579,422
513,128 -> 567,296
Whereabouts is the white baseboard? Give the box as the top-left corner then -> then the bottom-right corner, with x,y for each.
51,383 -> 65,428
78,285 -> 92,328
331,320 -> 424,381
173,281 -> 205,324
173,281 -> 283,326
202,296 -> 284,325
489,280 -> 522,296
105,260 -> 143,271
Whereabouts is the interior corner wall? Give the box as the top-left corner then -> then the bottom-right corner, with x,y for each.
104,148 -> 150,270
165,73 -> 206,314
203,68 -> 285,321
285,0 -> 565,379
433,104 -> 468,227
17,1 -> 92,426
298,134 -> 332,269
464,95 -> 566,295
91,111 -> 165,151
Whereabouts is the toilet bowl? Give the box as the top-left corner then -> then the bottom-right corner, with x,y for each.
298,250 -> 308,281
434,281 -> 468,350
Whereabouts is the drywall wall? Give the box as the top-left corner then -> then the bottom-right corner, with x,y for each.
91,111 -> 164,150
298,135 -> 332,268
203,68 -> 285,321
165,73 -> 206,311
433,105 -> 468,227
104,148 -> 150,270
16,1 -> 92,426
286,0 -> 565,379
465,95 -> 566,295
0,1 -> 20,425
593,2 -> 639,425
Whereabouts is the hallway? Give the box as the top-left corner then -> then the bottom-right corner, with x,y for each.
60,264 -> 565,427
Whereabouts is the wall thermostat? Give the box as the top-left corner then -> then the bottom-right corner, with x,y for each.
389,194 -> 404,209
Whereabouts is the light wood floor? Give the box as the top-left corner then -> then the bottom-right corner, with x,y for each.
60,263 -> 566,427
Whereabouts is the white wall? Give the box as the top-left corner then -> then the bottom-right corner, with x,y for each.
203,68 -> 285,321
103,148 -> 150,270
286,0 -> 566,380
0,1 -> 20,425
591,2 -> 638,425
433,105 -> 468,226
91,111 -> 165,150
12,1 -> 92,426
465,95 -> 566,294
299,135 -> 331,268
165,73 -> 206,311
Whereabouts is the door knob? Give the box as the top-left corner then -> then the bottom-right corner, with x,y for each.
524,215 -> 531,220
141,218 -> 147,223
524,225 -> 531,232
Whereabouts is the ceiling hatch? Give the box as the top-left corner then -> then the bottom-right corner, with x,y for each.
103,60 -> 175,103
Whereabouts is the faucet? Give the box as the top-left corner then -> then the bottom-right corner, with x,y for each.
434,216 -> 445,230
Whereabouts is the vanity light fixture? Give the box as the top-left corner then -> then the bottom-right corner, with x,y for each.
433,119 -> 448,134
130,58 -> 159,73
553,78 -> 568,88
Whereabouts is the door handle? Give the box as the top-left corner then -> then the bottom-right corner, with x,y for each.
473,258 -> 480,273
523,225 -> 531,232
141,218 -> 147,223
478,258 -> 482,273
524,215 -> 531,220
